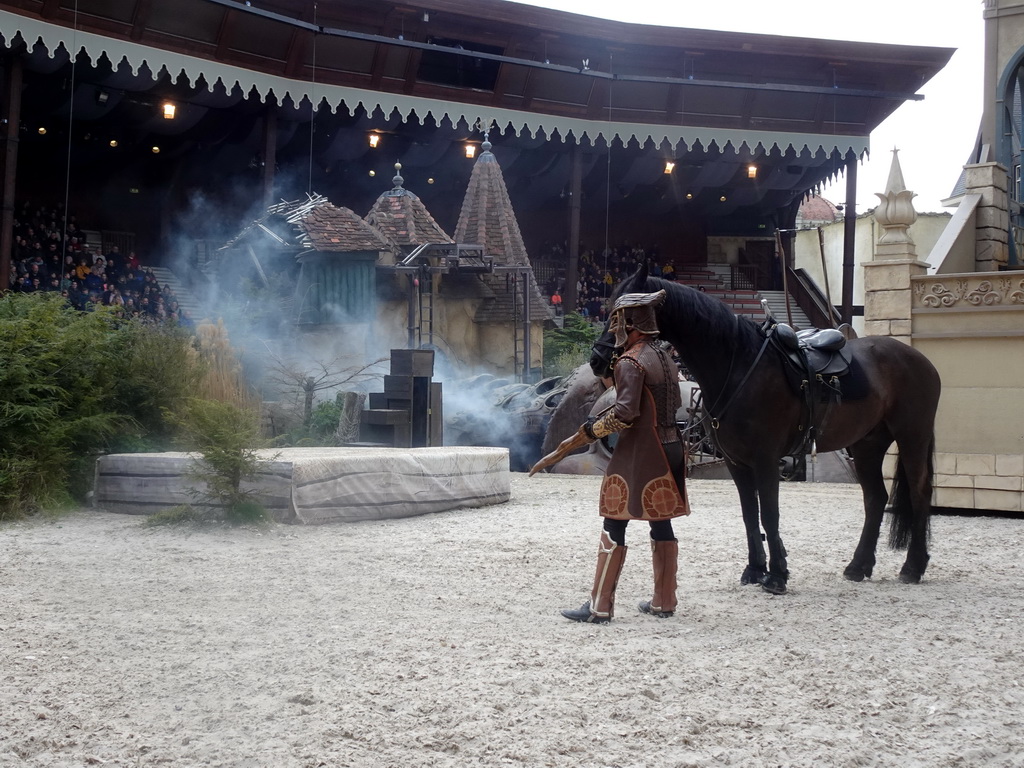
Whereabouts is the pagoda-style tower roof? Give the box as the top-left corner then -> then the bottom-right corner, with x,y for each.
364,164 -> 454,255
455,137 -> 550,322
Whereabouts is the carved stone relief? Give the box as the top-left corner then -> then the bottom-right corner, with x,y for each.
913,275 -> 1024,308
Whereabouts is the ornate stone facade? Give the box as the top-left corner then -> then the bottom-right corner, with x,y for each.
865,147 -> 1024,514
912,274 -> 1024,309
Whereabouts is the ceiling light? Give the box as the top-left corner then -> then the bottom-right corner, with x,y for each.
37,127 -> 46,135
664,161 -> 675,174
465,144 -> 476,159
369,170 -> 376,177
427,178 -> 435,184
747,164 -> 757,179
109,140 -> 118,148
719,194 -> 727,202
368,133 -> 380,148
685,192 -> 693,200
162,102 -> 176,119
96,90 -> 109,105
151,146 -> 161,154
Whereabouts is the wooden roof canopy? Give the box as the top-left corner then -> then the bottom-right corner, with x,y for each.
0,0 -> 954,229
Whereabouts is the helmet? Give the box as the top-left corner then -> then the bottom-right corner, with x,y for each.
609,289 -> 666,347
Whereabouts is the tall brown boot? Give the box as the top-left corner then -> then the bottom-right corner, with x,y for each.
639,538 -> 678,618
561,531 -> 627,624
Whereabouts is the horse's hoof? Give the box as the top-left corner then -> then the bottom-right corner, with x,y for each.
761,575 -> 788,595
898,570 -> 922,584
740,566 -> 768,586
843,564 -> 866,582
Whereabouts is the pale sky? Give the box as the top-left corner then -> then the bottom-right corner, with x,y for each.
506,0 -> 985,214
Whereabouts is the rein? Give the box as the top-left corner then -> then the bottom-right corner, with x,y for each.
700,319 -> 773,465
705,319 -> 773,427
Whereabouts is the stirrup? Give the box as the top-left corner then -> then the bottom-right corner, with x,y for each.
638,600 -> 674,619
561,601 -> 611,624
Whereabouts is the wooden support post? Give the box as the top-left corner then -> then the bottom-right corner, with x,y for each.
0,55 -> 22,293
842,151 -> 858,325
566,143 -> 583,314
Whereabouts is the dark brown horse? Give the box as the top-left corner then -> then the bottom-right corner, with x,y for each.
590,265 -> 941,594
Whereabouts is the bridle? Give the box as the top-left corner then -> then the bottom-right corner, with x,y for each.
590,336 -> 619,377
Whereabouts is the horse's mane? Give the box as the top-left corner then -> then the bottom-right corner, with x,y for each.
610,273 -> 764,352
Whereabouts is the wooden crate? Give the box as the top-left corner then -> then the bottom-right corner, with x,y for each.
390,349 -> 435,377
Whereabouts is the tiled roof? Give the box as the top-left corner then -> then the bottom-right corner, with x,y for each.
454,141 -> 550,323
796,194 -> 841,227
364,165 -> 454,252
220,194 -> 387,254
298,202 -> 389,253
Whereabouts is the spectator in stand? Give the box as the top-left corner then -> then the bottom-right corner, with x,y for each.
551,289 -> 563,315
84,264 -> 104,294
127,251 -> 141,272
26,262 -> 46,286
13,236 -> 28,262
66,215 -> 84,242
104,246 -> 122,281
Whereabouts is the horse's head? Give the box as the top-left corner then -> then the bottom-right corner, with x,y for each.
589,263 -> 650,379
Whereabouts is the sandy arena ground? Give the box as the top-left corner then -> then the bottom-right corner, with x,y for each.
2,473 -> 1023,768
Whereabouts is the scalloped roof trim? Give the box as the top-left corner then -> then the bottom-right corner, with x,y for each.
0,10 -> 869,158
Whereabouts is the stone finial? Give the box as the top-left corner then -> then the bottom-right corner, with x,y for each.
873,148 -> 917,252
482,131 -> 492,154
392,161 -> 404,189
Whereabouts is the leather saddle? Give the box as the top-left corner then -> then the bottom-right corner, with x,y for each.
759,311 -> 855,458
770,321 -> 852,397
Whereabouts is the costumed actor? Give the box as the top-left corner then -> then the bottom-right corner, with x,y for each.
562,289 -> 690,624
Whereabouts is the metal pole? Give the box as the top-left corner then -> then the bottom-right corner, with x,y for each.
817,226 -> 835,327
406,273 -> 416,348
522,268 -> 531,382
261,104 -> 277,210
841,151 -> 858,325
775,229 -> 793,326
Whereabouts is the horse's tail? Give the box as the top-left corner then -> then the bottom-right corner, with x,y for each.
887,435 -> 935,550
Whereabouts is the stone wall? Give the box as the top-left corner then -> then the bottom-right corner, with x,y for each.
910,272 -> 1024,512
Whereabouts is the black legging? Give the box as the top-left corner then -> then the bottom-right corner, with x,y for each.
602,441 -> 684,546
603,517 -> 675,546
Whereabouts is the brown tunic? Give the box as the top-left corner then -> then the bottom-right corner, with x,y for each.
596,338 -> 689,521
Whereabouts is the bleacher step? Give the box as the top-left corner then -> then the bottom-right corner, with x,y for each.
148,266 -> 204,321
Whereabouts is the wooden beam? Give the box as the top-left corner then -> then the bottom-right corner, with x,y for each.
39,0 -> 60,20
370,8 -> 415,90
282,4 -> 316,79
214,7 -> 238,62
586,79 -> 611,121
490,35 -> 523,109
129,0 -> 153,42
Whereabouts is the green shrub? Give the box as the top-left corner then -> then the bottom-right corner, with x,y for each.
543,313 -> 601,378
0,293 -> 201,520
164,397 -> 272,525
143,504 -> 199,527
